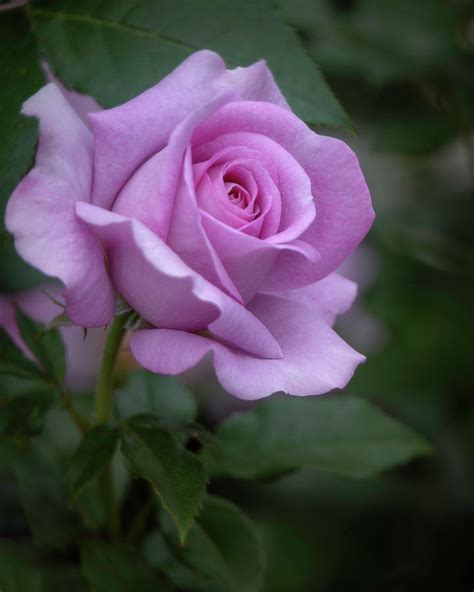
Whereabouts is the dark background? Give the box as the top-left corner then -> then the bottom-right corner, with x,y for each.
205,1 -> 474,589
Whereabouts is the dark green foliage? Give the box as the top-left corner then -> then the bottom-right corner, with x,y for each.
81,543 -> 173,591
121,414 -> 206,543
16,309 -> 66,386
0,541 -> 44,592
208,396 -> 431,480
66,424 -> 119,500
27,0 -> 350,128
116,371 -> 197,425
146,496 -> 265,592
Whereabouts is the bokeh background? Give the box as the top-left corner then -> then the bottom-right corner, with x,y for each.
1,0 -> 473,590
209,2 -> 474,589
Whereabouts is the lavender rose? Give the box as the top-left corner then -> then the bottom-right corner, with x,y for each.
6,51 -> 374,399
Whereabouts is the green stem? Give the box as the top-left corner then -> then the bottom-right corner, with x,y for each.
95,312 -> 128,424
94,312 -> 129,540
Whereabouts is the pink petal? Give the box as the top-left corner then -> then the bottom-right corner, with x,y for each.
193,131 -> 315,242
196,156 -> 281,239
76,203 -> 282,360
5,84 -> 115,327
43,62 -> 102,128
90,51 -> 288,211
201,213 -> 319,303
166,149 -> 243,302
113,90 -> 242,301
194,102 -> 375,287
265,272 -> 358,326
131,281 -> 364,400
220,60 -> 290,109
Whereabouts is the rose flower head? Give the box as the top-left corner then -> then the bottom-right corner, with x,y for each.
6,51 -> 375,399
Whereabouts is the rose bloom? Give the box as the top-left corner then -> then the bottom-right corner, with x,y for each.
6,51 -> 374,399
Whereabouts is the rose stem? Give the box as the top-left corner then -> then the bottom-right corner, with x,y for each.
94,311 -> 129,540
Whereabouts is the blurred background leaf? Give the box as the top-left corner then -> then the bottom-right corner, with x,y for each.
0,11 -> 46,292
27,0 -> 349,127
155,495 -> 265,592
207,396 -> 431,480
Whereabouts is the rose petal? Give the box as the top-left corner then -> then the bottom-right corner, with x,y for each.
90,51 -> 289,211
76,203 -> 282,359
220,59 -> 290,108
193,130 -> 315,242
197,157 -> 281,238
5,84 -> 115,327
166,149 -> 243,301
264,272 -> 358,326
43,62 -> 102,128
201,212 -> 319,302
194,102 -> 375,287
131,283 -> 364,400
113,90 -> 242,301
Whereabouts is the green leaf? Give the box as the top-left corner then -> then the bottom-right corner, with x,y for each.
121,414 -> 206,543
0,388 -> 57,437
116,370 -> 197,425
144,530 -> 216,591
0,11 -> 46,291
28,0 -> 349,128
0,541 -> 44,592
16,309 -> 66,386
0,11 -> 43,222
66,424 -> 119,500
0,235 -> 46,293
0,327 -> 45,381
278,0 -> 457,86
207,396 -> 432,480
158,495 -> 265,592
81,543 -> 172,592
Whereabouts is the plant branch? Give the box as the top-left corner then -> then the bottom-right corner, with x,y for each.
94,311 -> 130,540
95,312 -> 129,424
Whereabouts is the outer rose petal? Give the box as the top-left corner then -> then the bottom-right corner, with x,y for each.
131,281 -> 364,400
76,203 -> 283,360
201,213 -> 319,302
220,60 -> 289,108
267,272 -> 358,326
90,51 -> 287,210
114,90 -> 243,301
0,287 -> 105,391
194,101 -> 375,288
5,84 -> 115,327
43,61 -> 102,127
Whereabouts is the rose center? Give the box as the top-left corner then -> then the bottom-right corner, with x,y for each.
225,182 -> 249,208
222,172 -> 261,217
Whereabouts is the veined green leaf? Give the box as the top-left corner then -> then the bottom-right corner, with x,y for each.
207,396 -> 432,480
